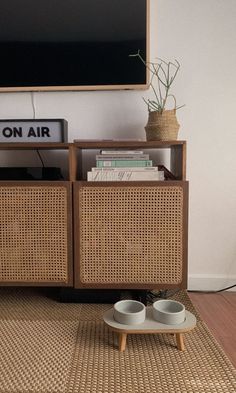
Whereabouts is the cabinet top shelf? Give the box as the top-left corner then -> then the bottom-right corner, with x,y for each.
0,140 -> 186,150
0,142 -> 72,150
73,140 -> 186,149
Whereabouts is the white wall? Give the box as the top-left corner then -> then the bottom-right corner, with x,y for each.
0,0 -> 235,290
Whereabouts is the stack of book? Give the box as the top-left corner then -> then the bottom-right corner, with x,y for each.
87,150 -> 165,181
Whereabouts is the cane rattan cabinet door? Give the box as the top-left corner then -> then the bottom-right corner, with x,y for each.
74,181 -> 188,289
0,182 -> 72,285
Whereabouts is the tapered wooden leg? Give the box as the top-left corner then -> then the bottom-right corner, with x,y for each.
176,333 -> 185,351
119,333 -> 127,352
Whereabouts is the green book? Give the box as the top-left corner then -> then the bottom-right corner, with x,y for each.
96,160 -> 153,168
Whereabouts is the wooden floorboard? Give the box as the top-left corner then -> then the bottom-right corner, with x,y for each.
188,291 -> 236,368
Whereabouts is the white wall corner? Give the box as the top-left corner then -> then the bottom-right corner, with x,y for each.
188,274 -> 236,292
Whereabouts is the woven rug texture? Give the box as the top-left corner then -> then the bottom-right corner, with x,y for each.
0,288 -> 235,393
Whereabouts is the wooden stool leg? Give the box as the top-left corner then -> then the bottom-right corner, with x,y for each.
119,333 -> 127,352
176,333 -> 185,351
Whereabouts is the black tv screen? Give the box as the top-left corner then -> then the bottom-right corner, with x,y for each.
0,0 -> 149,91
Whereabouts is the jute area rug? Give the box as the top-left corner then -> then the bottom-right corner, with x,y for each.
0,288 -> 235,393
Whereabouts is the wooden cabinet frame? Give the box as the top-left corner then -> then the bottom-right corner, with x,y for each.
73,140 -> 188,290
0,143 -> 73,286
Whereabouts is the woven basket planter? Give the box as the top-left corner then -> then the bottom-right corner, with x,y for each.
145,109 -> 180,141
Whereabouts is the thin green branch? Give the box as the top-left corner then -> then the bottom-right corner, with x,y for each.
167,94 -> 177,110
150,80 -> 161,107
175,104 -> 186,110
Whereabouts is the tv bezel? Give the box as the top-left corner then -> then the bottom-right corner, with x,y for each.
0,0 -> 150,93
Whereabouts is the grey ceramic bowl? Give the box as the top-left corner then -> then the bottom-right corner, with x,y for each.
152,299 -> 185,325
113,300 -> 146,325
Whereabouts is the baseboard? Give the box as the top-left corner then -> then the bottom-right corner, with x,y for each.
188,274 -> 236,292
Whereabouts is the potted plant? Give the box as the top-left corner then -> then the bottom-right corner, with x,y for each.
130,51 -> 184,141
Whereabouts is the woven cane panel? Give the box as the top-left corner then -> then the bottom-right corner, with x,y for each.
0,186 -> 68,283
79,185 -> 184,285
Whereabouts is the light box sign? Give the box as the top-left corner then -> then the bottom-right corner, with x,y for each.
0,119 -> 68,142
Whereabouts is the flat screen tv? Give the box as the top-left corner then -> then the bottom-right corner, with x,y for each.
0,0 -> 149,92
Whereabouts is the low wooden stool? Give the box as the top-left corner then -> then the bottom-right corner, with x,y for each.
103,307 -> 196,352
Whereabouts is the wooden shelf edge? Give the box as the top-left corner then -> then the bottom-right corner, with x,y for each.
73,140 -> 186,149
0,142 -> 73,149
